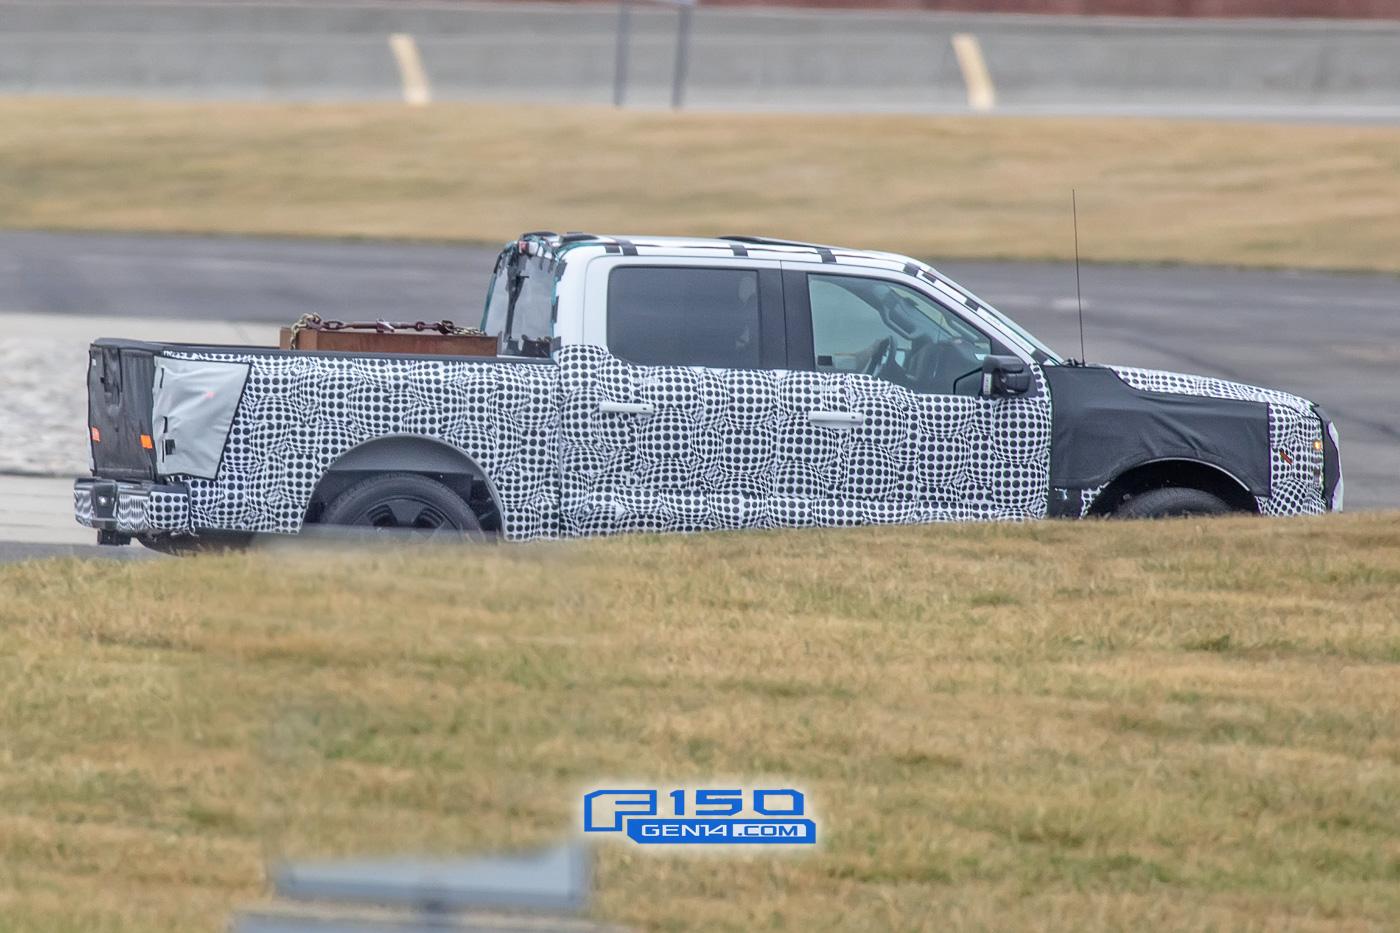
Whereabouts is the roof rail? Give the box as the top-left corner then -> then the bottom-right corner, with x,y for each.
718,235 -> 830,250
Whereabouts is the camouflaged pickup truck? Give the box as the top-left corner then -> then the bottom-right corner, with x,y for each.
76,232 -> 1342,551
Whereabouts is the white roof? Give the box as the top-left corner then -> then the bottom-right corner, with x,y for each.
526,232 -> 1058,363
547,233 -> 921,274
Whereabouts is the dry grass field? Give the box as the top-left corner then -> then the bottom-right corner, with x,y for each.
2,515 -> 1399,931
3,99 -> 1400,272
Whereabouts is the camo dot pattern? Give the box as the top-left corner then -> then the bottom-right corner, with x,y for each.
119,351 -> 1323,540
157,346 -> 1052,540
556,346 -> 1052,535
1110,366 -> 1325,515
72,487 -> 92,527
167,350 -> 562,540
1261,401 -> 1327,516
1078,482 -> 1109,518
146,489 -> 191,531
72,484 -> 190,534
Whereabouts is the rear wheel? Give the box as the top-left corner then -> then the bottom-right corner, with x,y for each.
319,472 -> 483,539
1113,486 -> 1233,519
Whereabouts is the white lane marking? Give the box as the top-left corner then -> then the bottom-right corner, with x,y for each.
388,32 -> 432,107
1051,297 -> 1095,312
951,33 -> 995,113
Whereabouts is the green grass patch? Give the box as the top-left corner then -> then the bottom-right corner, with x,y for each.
2,99 -> 1400,272
1,514 -> 1398,930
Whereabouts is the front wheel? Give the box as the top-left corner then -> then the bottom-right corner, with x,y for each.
319,472 -> 484,539
1113,487 -> 1233,519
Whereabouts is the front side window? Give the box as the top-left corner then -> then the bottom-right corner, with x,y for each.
808,274 -> 992,396
607,266 -> 762,369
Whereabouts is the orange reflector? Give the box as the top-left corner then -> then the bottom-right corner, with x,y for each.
90,426 -> 101,443
1313,439 -> 1324,452
140,434 -> 154,450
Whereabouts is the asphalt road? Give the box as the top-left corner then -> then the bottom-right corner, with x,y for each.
0,229 -> 1395,532
0,541 -> 161,563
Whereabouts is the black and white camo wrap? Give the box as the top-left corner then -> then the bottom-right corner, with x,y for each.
73,486 -> 92,527
123,350 -> 1324,540
73,483 -> 191,533
1078,482 -> 1109,519
1108,366 -> 1325,516
166,349 -> 562,540
161,346 -> 1052,540
556,345 -> 1051,535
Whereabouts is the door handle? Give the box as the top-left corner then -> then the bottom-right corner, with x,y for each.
598,400 -> 656,415
807,409 -> 865,427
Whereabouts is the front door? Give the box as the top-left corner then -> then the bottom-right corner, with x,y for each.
774,266 -> 1052,524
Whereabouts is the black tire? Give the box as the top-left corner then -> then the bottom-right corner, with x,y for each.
319,472 -> 483,539
1113,486 -> 1233,519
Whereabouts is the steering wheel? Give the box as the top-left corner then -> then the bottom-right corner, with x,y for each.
864,337 -> 894,377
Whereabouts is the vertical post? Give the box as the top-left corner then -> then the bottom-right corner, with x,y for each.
670,0 -> 693,110
612,0 -> 632,108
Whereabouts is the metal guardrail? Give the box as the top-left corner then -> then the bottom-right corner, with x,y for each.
4,1 -> 1400,118
232,843 -> 626,933
612,0 -> 696,109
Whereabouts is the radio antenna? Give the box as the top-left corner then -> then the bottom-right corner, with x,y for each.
1072,189 -> 1086,366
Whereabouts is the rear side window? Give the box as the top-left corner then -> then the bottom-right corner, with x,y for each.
607,267 -> 762,369
482,245 -> 559,358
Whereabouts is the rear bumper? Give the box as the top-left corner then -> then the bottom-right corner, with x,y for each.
74,478 -> 190,535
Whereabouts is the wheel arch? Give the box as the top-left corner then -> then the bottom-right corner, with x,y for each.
1086,457 -> 1259,516
305,435 -> 506,534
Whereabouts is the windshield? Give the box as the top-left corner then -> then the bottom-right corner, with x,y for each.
922,268 -> 1062,364
481,244 -> 559,358
974,302 -> 1063,364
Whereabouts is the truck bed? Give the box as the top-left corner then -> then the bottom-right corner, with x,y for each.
84,338 -> 559,540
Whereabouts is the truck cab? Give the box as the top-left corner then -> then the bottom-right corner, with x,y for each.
76,232 -> 1342,549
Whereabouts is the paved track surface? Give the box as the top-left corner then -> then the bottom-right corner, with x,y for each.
0,475 -> 162,561
0,229 -> 1394,564
5,1 -> 1400,120
0,541 -> 162,563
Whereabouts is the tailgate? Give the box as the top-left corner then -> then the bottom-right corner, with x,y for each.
87,341 -> 157,481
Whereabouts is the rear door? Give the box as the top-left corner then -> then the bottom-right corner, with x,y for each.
559,256 -> 787,536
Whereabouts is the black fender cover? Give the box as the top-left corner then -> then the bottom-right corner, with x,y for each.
1043,365 -> 1271,498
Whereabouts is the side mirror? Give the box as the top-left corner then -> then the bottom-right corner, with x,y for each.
980,355 -> 1032,397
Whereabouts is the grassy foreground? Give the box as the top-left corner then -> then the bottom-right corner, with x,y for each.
2,515 -> 1400,931
4,98 -> 1400,272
